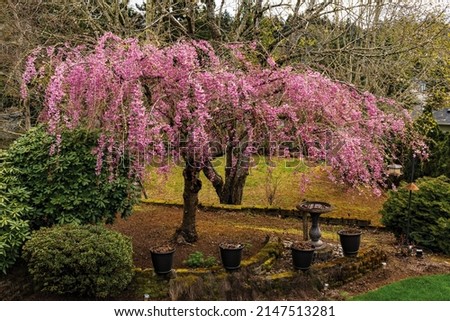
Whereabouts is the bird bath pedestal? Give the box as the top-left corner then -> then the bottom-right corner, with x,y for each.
296,201 -> 333,250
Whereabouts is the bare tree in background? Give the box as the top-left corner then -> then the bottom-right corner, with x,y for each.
138,1 -> 449,207
139,0 -> 447,105
1,0 -> 144,127
2,0 -> 449,129
198,1 -> 448,104
2,0 -> 448,208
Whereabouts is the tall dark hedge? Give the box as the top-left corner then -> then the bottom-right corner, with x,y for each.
405,113 -> 450,179
381,176 -> 450,254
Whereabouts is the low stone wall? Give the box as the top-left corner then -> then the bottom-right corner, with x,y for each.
314,247 -> 387,287
127,238 -> 387,300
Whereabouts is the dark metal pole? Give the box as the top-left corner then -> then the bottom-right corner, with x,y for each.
406,156 -> 416,244
406,190 -> 412,244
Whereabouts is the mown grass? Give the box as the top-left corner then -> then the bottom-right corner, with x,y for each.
144,157 -> 386,225
351,274 -> 450,301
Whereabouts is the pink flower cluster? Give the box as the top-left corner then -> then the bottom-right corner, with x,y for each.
22,33 -> 424,190
21,47 -> 42,99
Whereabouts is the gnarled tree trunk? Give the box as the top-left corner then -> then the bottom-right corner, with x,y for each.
176,162 -> 202,243
219,151 -> 249,204
203,145 -> 250,205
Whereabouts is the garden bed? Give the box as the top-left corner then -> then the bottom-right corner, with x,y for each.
1,203 -> 449,300
111,204 -> 450,300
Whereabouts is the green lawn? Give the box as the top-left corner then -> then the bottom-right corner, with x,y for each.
143,157 -> 386,225
352,274 -> 450,301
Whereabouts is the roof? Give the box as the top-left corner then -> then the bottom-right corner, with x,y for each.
432,109 -> 450,126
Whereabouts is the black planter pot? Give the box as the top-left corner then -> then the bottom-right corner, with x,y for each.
219,244 -> 244,270
338,229 -> 362,257
291,246 -> 315,271
150,248 -> 175,274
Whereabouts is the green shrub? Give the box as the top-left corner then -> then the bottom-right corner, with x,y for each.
433,217 -> 450,254
381,176 -> 450,254
0,153 -> 31,273
22,224 -> 134,298
3,126 -> 140,228
183,251 -> 217,268
405,113 -> 450,179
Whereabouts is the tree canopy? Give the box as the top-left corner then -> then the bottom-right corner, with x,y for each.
22,33 -> 424,191
21,33 -> 425,240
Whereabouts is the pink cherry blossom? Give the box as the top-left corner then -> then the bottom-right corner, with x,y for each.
22,34 -> 425,191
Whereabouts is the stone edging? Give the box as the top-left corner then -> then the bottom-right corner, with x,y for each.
129,237 -> 386,300
140,199 -> 373,228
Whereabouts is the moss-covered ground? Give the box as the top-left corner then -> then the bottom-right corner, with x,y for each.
144,158 -> 386,225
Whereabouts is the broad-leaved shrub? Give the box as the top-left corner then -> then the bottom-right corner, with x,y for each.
0,153 -> 31,273
4,127 -> 140,228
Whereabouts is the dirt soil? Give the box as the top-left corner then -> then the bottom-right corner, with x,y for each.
110,204 -> 450,300
2,203 -> 450,300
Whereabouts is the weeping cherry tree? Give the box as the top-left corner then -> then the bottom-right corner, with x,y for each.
22,33 -> 426,242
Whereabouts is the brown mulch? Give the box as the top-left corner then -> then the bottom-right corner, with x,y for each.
110,204 -> 277,269
110,203 -> 450,299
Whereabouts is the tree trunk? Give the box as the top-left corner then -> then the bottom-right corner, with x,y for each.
204,0 -> 221,40
224,144 -> 250,205
219,171 -> 248,204
145,0 -> 153,42
176,163 -> 202,243
202,146 -> 250,205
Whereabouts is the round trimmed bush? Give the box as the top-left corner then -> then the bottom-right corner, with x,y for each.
381,176 -> 450,254
22,224 -> 134,298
